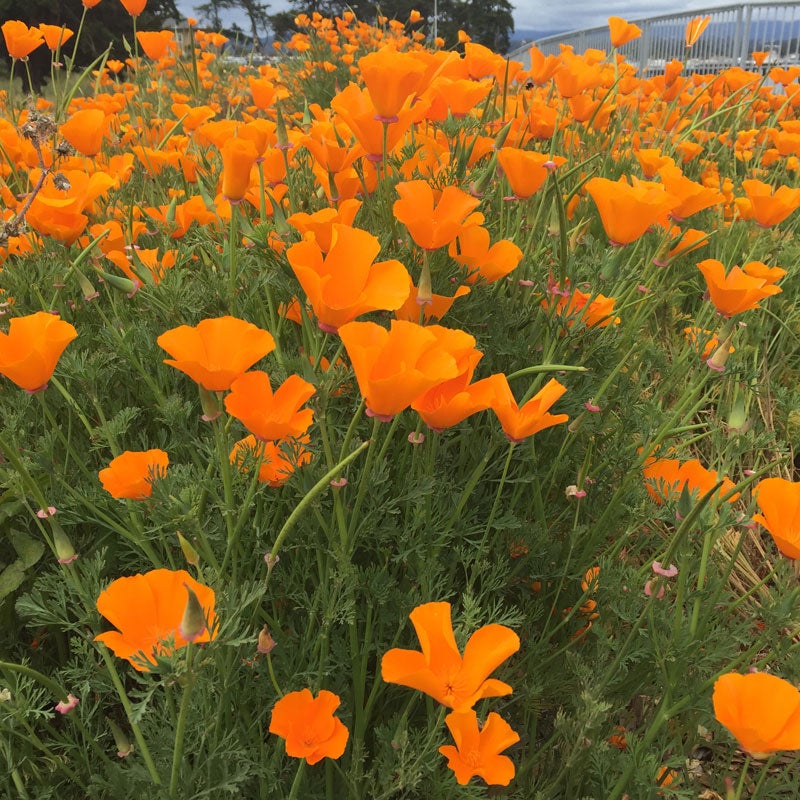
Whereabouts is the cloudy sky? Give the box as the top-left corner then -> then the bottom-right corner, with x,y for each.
175,0 -> 735,35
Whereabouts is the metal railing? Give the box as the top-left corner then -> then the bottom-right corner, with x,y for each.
507,2 -> 800,73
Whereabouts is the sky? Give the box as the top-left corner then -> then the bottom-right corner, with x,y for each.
174,0 -> 738,36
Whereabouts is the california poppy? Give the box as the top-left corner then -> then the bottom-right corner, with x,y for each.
753,477 -> 800,559
586,176 -> 677,245
338,320 -> 467,420
135,30 -> 176,61
449,225 -> 523,284
229,434 -> 312,487
38,24 -> 74,51
697,259 -> 782,317
224,372 -> 315,442
713,672 -> 800,757
286,224 -> 411,332
220,138 -> 259,204
269,689 -> 349,764
60,109 -> 107,158
439,711 -> 519,786
119,0 -> 147,16
157,316 -> 276,392
496,149 -> 563,200
741,179 -> 800,227
414,373 -> 501,432
0,311 -> 78,393
287,199 -> 361,252
95,569 -> 216,671
642,456 -> 739,505
489,376 -> 569,443
98,449 -> 169,500
685,16 -> 711,48
393,181 -> 480,251
358,47 -> 429,121
608,17 -> 642,48
1,20 -> 44,61
381,601 -> 520,711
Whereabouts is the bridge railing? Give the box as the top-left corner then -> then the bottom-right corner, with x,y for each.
507,2 -> 800,73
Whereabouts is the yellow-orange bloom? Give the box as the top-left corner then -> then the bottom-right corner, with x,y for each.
119,0 -> 147,16
98,449 -> 169,500
38,24 -> 74,51
608,16 -> 642,48
95,569 -> 216,671
697,259 -> 782,317
135,30 -> 176,61
1,20 -> 44,60
381,602 -> 520,711
713,673 -> 800,757
741,179 -> 800,227
753,477 -> 800,559
157,317 -> 276,392
685,16 -> 711,48
60,109 -> 107,157
0,312 -> 78,393
358,47 -> 428,121
439,711 -> 519,786
490,376 -> 569,442
269,689 -> 349,764
220,137 -> 259,203
642,456 -> 738,505
229,435 -> 312,487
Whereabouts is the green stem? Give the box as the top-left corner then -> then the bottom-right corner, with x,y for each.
169,646 -> 195,798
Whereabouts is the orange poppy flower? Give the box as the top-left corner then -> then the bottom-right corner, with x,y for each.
608,16 -> 642,48
413,372 -> 501,432
220,138 -> 259,204
544,287 -> 621,328
95,569 -> 216,671
697,259 -> 782,317
135,30 -> 176,61
0,312 -> 78,393
528,46 -> 562,86
713,672 -> 800,757
1,20 -> 45,60
98,449 -> 169,500
753,477 -> 800,559
395,285 -> 470,324
119,0 -> 147,16
230,435 -> 312,487
83,0 -> 103,7
439,710 -> 519,786
287,200 -> 361,252
658,165 -> 724,220
381,602 -> 520,711
586,176 -> 677,245
286,224 -> 411,332
269,689 -> 349,764
224,372 -> 315,442
642,456 -> 738,505
60,109 -> 107,157
741,179 -> 800,227
157,317 -> 276,392
496,149 -> 563,200
685,16 -> 711,48
683,327 -> 735,361
358,47 -> 429,121
393,181 -> 480,251
490,376 -> 569,443
449,225 -> 523,285
338,320 -> 467,420
38,24 -> 74,51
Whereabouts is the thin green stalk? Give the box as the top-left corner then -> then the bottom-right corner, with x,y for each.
169,646 -> 195,798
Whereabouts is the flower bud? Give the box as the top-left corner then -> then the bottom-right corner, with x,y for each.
106,717 -> 135,758
179,583 -> 207,643
177,531 -> 200,568
257,624 -> 276,655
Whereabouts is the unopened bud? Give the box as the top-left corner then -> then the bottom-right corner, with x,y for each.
257,625 -> 276,655
177,531 -> 200,568
706,331 -> 735,373
198,384 -> 221,422
179,583 -> 207,642
106,717 -> 135,758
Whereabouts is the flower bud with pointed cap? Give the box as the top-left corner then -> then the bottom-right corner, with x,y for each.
51,520 -> 78,565
177,531 -> 200,568
257,624 -> 276,655
198,384 -> 221,422
179,582 -> 207,643
106,717 -> 135,757
706,331 -> 735,373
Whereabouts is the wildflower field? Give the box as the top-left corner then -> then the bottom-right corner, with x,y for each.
2,5 -> 800,798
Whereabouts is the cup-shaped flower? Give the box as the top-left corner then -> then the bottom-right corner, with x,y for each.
358,47 -> 429,121
338,320 -> 468,420
489,376 -> 569,443
220,137 -> 259,203
39,24 -> 74,51
224,372 -> 315,442
496,148 -> 564,199
697,259 -> 781,317
608,16 -> 642,48
642,456 -> 739,505
269,689 -> 349,765
381,601 -> 520,711
286,224 -> 411,332
685,15 -> 711,47
287,199 -> 361,252
95,569 -> 216,671
60,109 -> 107,157
393,181 -> 480,251
741,179 -> 800,227
1,20 -> 45,60
439,710 -> 519,786
119,0 -> 147,16
99,449 -> 169,500
229,434 -> 312,487
0,312 -> 78,393
585,176 -> 677,246
713,672 -> 800,757
448,226 -> 523,284
135,30 -> 176,61
157,316 -> 275,392
753,477 -> 800,559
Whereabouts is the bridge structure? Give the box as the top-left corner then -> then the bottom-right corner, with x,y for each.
507,2 -> 800,75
